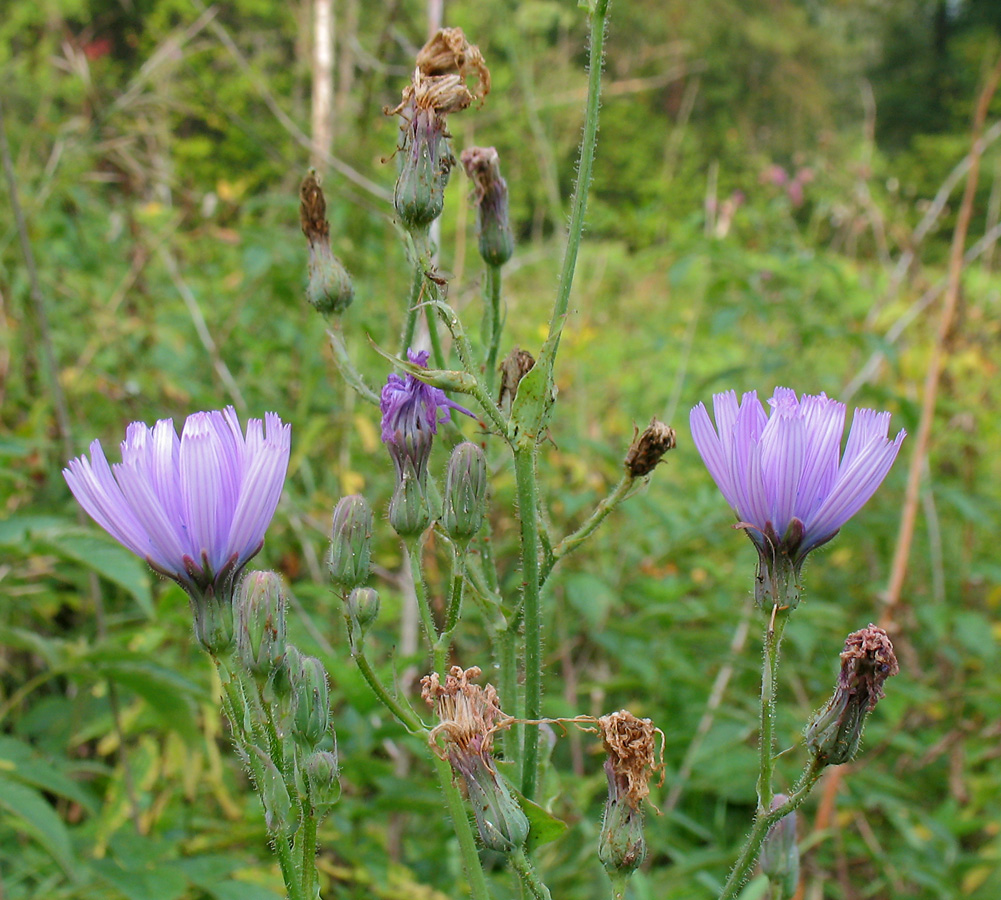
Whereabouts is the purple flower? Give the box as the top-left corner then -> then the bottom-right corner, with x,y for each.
64,408 -> 291,594
690,388 -> 905,606
380,349 -> 473,481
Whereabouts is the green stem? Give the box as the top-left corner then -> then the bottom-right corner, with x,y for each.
328,328 -> 379,404
757,606 -> 790,813
299,798 -> 319,899
407,538 -> 442,666
513,446 -> 543,799
510,846 -> 552,900
432,754 -> 494,900
718,759 -> 824,900
543,474 -> 634,582
434,545 -> 467,674
538,0 -> 610,378
350,642 -> 425,733
400,244 -> 426,354
428,303 -> 447,370
484,264 -> 503,393
498,626 -> 520,765
607,870 -> 631,900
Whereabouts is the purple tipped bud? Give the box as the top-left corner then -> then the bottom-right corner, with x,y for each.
760,795 -> 799,896
235,571 -> 287,680
805,624 -> 899,767
394,105 -> 453,230
624,419 -> 677,478
300,170 -> 354,315
290,654 -> 331,750
303,749 -> 341,809
461,146 -> 514,266
329,495 -> 373,589
442,442 -> 487,542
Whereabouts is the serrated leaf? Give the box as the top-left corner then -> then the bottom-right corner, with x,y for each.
0,774 -> 76,876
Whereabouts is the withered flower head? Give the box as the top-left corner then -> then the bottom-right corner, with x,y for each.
498,347 -> 536,409
421,666 -> 527,853
596,710 -> 664,877
298,170 -> 353,314
624,419 -> 677,478
805,624 -> 899,767
415,28 -> 490,102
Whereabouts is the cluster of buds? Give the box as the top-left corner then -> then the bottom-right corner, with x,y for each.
596,710 -> 664,880
300,170 -> 354,315
460,146 -> 514,266
806,624 -> 899,766
388,29 -> 491,232
422,666 -> 529,853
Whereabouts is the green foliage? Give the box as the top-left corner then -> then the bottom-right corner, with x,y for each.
3,0 -> 1001,898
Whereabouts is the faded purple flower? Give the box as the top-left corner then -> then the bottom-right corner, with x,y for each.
64,407 -> 291,594
380,349 -> 472,482
690,388 -> 905,606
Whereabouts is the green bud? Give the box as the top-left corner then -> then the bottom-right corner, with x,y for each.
453,753 -> 529,853
395,106 -> 453,231
805,624 -> 898,767
598,760 -> 647,876
442,442 -> 487,542
329,495 -> 373,589
347,586 -> 380,634
303,748 -> 341,809
290,655 -> 331,750
235,571 -> 287,680
760,796 -> 799,898
250,745 -> 294,835
460,146 -> 514,266
389,467 -> 431,538
190,584 -> 235,657
300,170 -> 354,315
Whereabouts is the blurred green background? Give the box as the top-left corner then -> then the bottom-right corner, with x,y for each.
2,0 -> 1000,898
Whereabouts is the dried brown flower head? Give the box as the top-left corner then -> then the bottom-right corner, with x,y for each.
838,623 -> 899,710
421,665 -> 512,758
388,28 -> 490,118
299,170 -> 329,244
498,347 -> 536,409
598,710 -> 665,809
624,419 -> 677,478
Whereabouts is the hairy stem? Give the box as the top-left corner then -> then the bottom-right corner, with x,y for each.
484,264 -> 503,393
510,846 -> 552,900
757,605 -> 789,813
432,754 -> 494,900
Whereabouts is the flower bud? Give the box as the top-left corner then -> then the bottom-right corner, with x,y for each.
624,419 -> 676,478
805,624 -> 898,767
329,495 -> 373,589
250,745 -> 294,835
346,586 -> 380,634
290,654 -> 331,749
460,146 -> 514,266
190,584 -> 235,657
760,795 -> 799,897
598,762 -> 647,875
394,106 -> 453,231
300,170 -> 354,315
389,466 -> 431,538
235,571 -> 287,680
442,442 -> 487,542
303,748 -> 341,809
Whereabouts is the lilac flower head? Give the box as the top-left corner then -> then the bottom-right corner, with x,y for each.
64,407 -> 291,596
690,388 -> 905,607
380,349 -> 473,482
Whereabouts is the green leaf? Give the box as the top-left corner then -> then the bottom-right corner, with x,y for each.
509,362 -> 555,447
0,735 -> 98,813
505,779 -> 568,851
0,774 -> 76,876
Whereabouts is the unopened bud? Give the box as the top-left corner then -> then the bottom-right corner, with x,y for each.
303,748 -> 341,809
454,752 -> 529,852
389,466 -> 431,538
760,795 -> 799,897
235,571 -> 287,680
624,419 -> 676,478
290,654 -> 331,749
347,586 -> 380,634
805,624 -> 898,767
461,146 -> 514,266
329,495 -> 373,589
394,106 -> 453,230
251,745 -> 294,835
442,442 -> 487,542
190,584 -> 235,657
300,170 -> 354,315
498,347 -> 535,410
